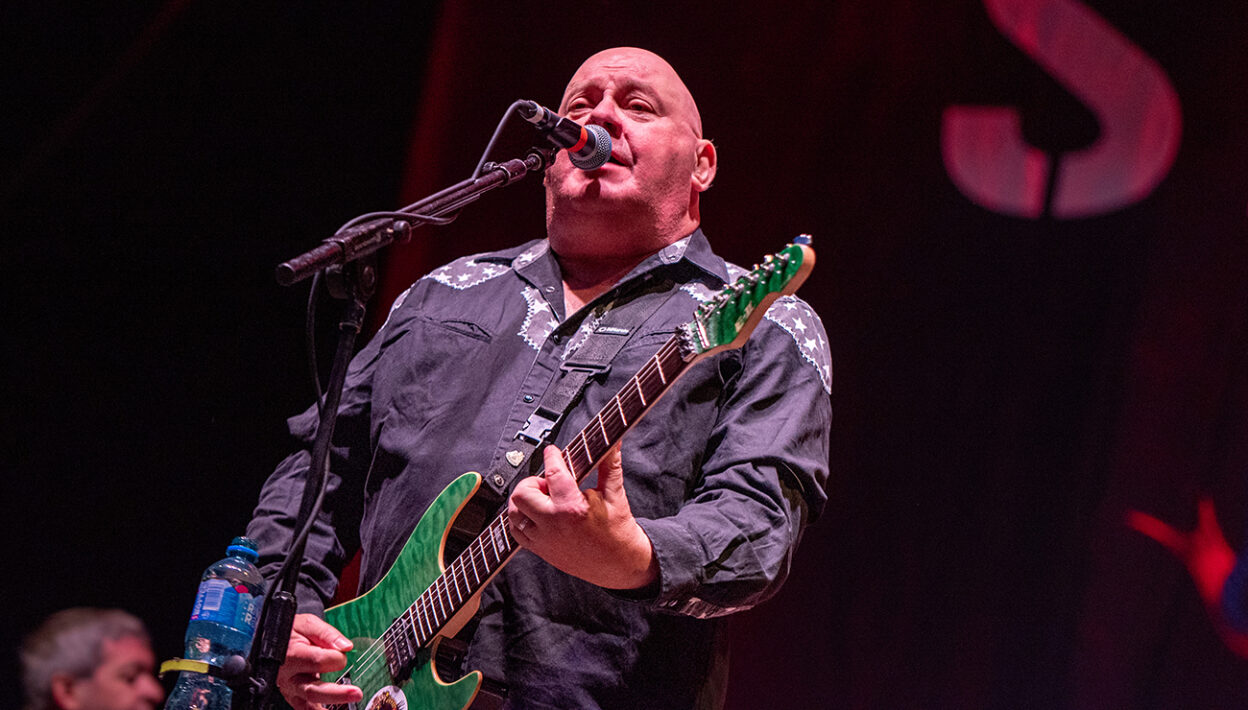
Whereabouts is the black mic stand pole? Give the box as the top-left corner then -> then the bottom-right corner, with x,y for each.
238,148 -> 553,710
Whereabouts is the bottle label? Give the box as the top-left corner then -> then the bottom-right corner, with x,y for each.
190,578 -> 238,626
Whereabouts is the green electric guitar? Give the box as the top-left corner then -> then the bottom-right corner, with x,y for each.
321,236 -> 816,710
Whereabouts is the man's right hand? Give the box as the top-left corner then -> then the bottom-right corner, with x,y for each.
276,613 -> 364,710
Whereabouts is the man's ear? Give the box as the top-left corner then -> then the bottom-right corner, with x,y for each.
50,672 -> 82,710
691,139 -> 717,192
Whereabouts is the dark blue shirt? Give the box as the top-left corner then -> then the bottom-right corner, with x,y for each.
247,230 -> 832,709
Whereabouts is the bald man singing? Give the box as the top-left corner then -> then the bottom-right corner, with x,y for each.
247,47 -> 832,710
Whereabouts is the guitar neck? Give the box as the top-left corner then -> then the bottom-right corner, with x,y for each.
396,334 -> 691,650
558,334 -> 690,484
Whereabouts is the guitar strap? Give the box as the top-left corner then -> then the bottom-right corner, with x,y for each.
476,274 -> 681,501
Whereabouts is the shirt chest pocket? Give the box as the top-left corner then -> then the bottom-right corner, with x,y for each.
373,314 -> 498,426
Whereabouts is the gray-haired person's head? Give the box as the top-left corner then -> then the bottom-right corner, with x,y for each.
20,608 -> 152,710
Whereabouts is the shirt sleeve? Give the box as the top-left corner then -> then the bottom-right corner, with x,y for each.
632,300 -> 832,618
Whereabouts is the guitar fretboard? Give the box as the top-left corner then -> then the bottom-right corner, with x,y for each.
381,335 -> 690,677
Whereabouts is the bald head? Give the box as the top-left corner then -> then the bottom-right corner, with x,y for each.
559,47 -> 704,138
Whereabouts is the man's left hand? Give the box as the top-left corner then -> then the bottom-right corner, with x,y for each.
508,444 -> 659,590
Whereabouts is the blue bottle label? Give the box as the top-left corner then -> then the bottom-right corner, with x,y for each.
190,578 -> 238,626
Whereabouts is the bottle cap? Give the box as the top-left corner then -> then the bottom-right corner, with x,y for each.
227,536 -> 260,562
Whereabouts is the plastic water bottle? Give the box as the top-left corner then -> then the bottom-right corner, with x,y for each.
165,536 -> 267,710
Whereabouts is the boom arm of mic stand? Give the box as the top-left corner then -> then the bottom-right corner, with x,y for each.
275,151 -> 551,286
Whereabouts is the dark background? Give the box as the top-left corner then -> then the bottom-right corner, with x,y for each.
5,1 -> 1248,707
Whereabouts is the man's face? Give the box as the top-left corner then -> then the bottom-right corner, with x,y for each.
57,636 -> 164,710
544,48 -> 713,254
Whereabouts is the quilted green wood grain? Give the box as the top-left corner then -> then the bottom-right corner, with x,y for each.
323,472 -> 484,710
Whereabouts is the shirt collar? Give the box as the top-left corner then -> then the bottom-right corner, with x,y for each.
667,228 -> 730,285
480,229 -> 730,311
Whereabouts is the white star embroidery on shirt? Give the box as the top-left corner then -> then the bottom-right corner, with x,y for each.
424,253 -> 512,291
519,285 -> 559,351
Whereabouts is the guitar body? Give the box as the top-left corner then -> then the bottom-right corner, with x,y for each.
324,472 -> 485,710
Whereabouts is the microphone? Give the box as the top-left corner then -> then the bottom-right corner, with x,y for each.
518,100 -> 612,170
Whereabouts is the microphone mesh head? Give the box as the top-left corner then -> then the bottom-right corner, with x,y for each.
570,124 -> 612,170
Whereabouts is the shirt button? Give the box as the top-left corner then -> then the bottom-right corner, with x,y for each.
543,285 -> 556,293
523,394 -> 534,403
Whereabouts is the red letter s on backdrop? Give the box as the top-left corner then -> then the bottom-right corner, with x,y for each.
942,0 -> 1182,219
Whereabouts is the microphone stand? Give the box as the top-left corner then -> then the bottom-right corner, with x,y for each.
237,148 -> 554,710
276,149 -> 553,286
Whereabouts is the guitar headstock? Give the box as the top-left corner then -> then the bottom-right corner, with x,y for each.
680,235 -> 816,358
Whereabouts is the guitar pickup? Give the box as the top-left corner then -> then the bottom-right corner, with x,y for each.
384,623 -> 421,684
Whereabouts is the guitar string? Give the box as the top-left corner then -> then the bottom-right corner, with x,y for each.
327,513 -> 522,696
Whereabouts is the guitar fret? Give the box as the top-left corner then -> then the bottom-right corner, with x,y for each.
478,541 -> 491,579
600,398 -> 625,441
441,574 -> 455,614
415,596 -> 432,640
462,546 -> 476,588
468,543 -> 483,585
449,562 -> 464,602
483,532 -> 497,567
659,346 -> 685,384
585,421 -> 608,461
434,579 -> 448,623
615,396 -> 627,426
566,440 -> 592,482
406,608 -> 424,648
619,384 -> 644,421
564,437 -> 586,480
654,354 -> 667,384
425,591 -> 438,634
490,521 -> 506,560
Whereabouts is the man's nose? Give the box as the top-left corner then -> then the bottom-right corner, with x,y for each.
140,674 -> 165,703
587,100 -> 623,138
